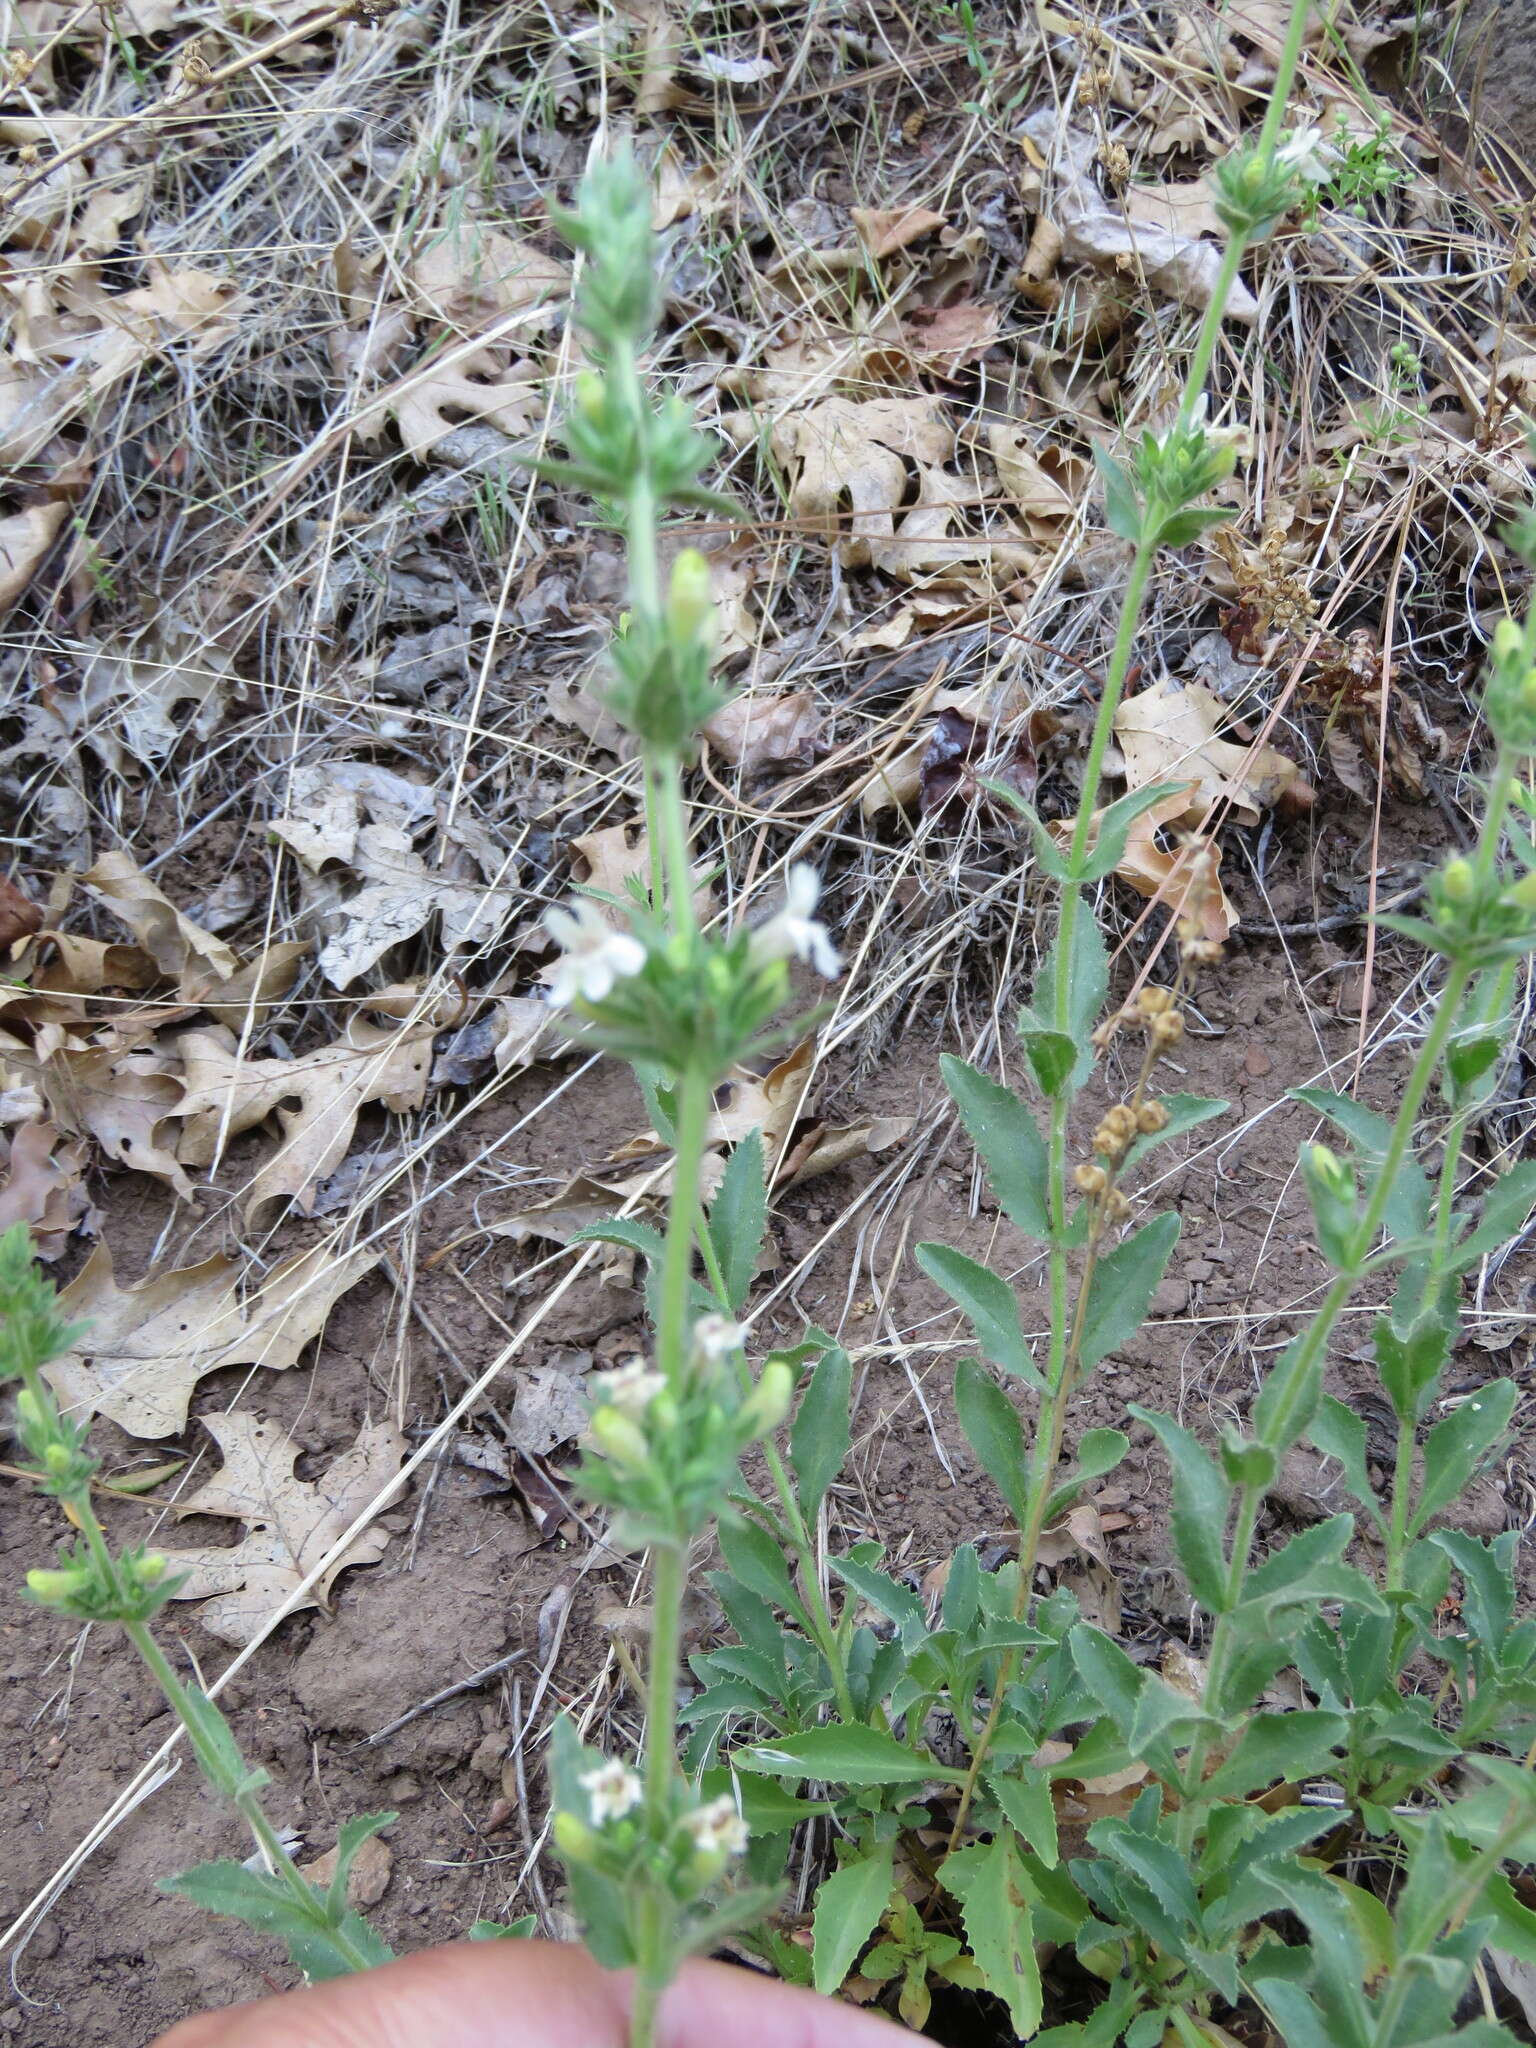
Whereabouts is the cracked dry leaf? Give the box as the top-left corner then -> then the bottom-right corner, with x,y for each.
0,1120 -> 92,1259
302,821 -> 517,988
46,1240 -> 381,1438
702,688 -> 821,774
174,1010 -> 435,1226
862,672 -> 1040,820
159,1413 -> 408,1646
10,1032 -> 191,1193
851,205 -> 948,257
0,501 -> 67,610
567,821 -> 712,926
82,850 -> 239,995
985,429 -> 1087,537
769,395 -> 1034,586
407,226 -> 568,333
387,351 -> 542,459
1114,675 -> 1312,828
1020,110 -> 1257,323
1054,787 -> 1236,942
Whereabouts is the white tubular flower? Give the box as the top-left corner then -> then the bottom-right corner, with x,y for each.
682,1794 -> 749,1858
544,899 -> 647,1007
1274,125 -> 1333,185
593,1357 -> 666,1418
691,1313 -> 745,1363
580,1758 -> 643,1825
750,865 -> 841,979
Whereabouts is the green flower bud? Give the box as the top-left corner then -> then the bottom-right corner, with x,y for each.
137,1552 -> 167,1583
742,1359 -> 794,1437
589,1406 -> 651,1471
1308,1144 -> 1352,1198
574,369 -> 606,423
553,1811 -> 600,1864
13,1387 -> 44,1431
1494,618 -> 1524,664
666,547 -> 713,647
1441,858 -> 1476,904
43,1443 -> 72,1474
26,1565 -> 92,1607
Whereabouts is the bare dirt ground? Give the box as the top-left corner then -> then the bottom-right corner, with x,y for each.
2,0 -> 1535,2040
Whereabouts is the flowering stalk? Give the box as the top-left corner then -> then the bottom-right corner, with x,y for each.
0,1227 -> 389,1977
540,153 -> 842,2046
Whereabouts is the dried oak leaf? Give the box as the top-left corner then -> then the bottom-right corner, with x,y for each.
1114,676 -> 1313,827
81,850 -> 240,998
387,350 -> 542,459
300,821 -> 517,989
851,205 -> 948,258
1055,787 -> 1236,942
0,872 -> 43,949
406,226 -> 568,334
173,1010 -> 435,1226
159,1413 -> 407,1647
10,1032 -> 191,1193
45,1240 -> 380,1438
0,1120 -> 92,1259
918,705 -> 1038,822
702,688 -> 822,774
0,502 -> 68,611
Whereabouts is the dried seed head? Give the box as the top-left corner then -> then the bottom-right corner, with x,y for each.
1102,1104 -> 1138,1140
1151,1010 -> 1184,1048
1092,1123 -> 1130,1163
1175,841 -> 1224,964
1137,986 -> 1176,1018
1137,1100 -> 1169,1134
1182,937 -> 1224,966
1103,1189 -> 1132,1222
1074,1162 -> 1109,1195
1098,142 -> 1131,185
1091,1014 -> 1125,1049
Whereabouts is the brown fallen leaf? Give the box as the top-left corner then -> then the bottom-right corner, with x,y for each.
0,1120 -> 93,1259
81,850 -> 240,997
173,1009 -> 436,1226
1020,110 -> 1257,323
985,429 -> 1088,538
387,351 -> 542,459
0,873 -> 43,950
1114,676 -> 1313,828
508,1365 -> 591,1458
13,1032 -> 192,1193
851,205 -> 948,257
406,226 -> 569,334
46,1240 -> 381,1438
702,688 -> 822,774
778,1114 -> 914,1187
567,821 -> 712,926
917,705 -> 1038,822
300,1830 -> 393,1909
159,1413 -> 408,1647
862,672 -> 1045,821
0,501 -> 68,611
897,299 -> 1002,377
1054,788 -> 1236,942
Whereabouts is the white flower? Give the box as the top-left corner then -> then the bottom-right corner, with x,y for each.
690,1314 -> 745,1363
1274,125 -> 1334,186
681,1793 -> 749,1858
750,865 -> 841,979
544,898 -> 647,1007
593,1357 -> 666,1418
579,1758 -> 643,1826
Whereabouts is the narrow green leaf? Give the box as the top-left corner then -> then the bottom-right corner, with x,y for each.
1292,1087 -> 1431,1244
1412,1380 -> 1517,1534
939,1055 -> 1052,1239
917,1243 -> 1044,1388
1017,1021 -> 1078,1099
1451,1160 -> 1536,1270
709,1129 -> 767,1313
947,1829 -> 1043,2037
324,1811 -> 397,1924
1079,1214 -> 1179,1370
988,1768 -> 1059,1866
789,1343 -> 852,1522
1034,916 -> 1108,1092
954,1357 -> 1029,1528
829,1553 -> 927,1642
811,1845 -> 895,1995
1202,1711 -> 1348,1800
1429,1529 -> 1517,1649
737,1724 -> 964,1785
1093,441 -> 1144,542
719,1517 -> 806,1625
1129,1406 -> 1231,1612
1309,1395 -> 1383,1531
1068,1624 -> 1145,1744
469,1915 -> 538,1939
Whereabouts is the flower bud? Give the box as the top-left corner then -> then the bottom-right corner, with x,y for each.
1441,858 -> 1475,904
1308,1143 -> 1352,1197
26,1566 -> 91,1607
553,1811 -> 600,1864
1074,1162 -> 1108,1195
589,1406 -> 651,1471
742,1359 -> 794,1436
574,369 -> 606,423
43,1443 -> 73,1474
666,547 -> 714,648
1494,618 -> 1524,664
13,1387 -> 44,1431
137,1553 -> 167,1583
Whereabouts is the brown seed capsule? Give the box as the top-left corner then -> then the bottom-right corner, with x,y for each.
1074,1162 -> 1108,1195
1137,1100 -> 1169,1134
1102,1104 -> 1138,1140
1151,1011 -> 1184,1047
1092,1124 -> 1129,1163
1103,1189 -> 1131,1222
1137,986 -> 1176,1017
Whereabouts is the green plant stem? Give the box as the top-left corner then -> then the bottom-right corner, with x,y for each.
655,1066 -> 710,1390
